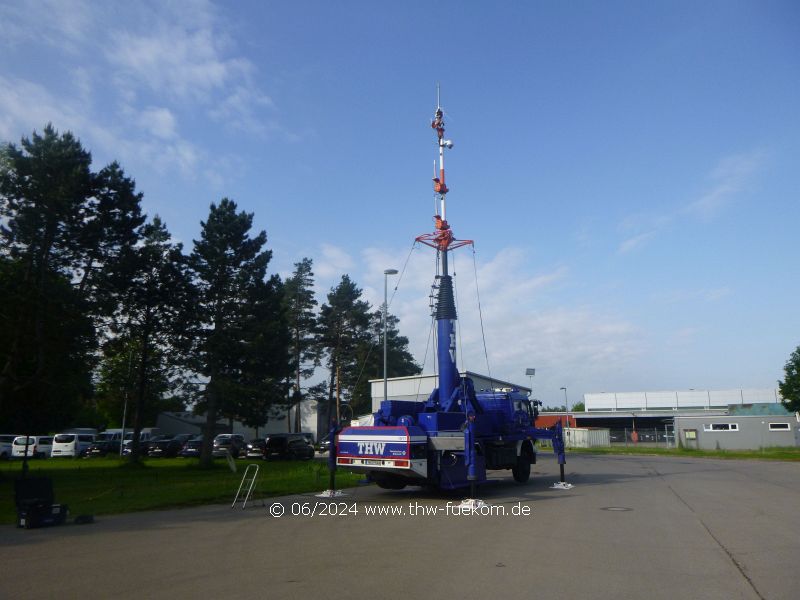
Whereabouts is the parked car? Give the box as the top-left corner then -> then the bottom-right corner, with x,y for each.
86,431 -> 124,457
179,436 -> 203,458
121,429 -> 164,456
212,434 -> 247,458
1,434 -> 22,460
51,432 -> 95,457
316,434 -> 332,454
264,433 -> 315,460
148,434 -> 193,458
245,438 -> 267,459
11,436 -> 53,459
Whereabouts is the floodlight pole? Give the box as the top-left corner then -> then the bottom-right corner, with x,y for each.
560,386 -> 569,428
383,269 -> 399,402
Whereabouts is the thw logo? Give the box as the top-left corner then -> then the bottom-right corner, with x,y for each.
357,441 -> 387,455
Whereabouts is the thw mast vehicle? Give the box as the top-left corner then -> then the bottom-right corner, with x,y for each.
333,96 -> 567,493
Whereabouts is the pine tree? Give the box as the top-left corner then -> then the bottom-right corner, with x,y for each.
191,199 -> 290,466
0,126 -> 98,431
110,217 -> 195,461
350,310 -> 420,415
283,258 -> 320,432
317,275 -> 371,425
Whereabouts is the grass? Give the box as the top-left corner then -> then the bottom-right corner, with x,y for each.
0,456 -> 363,525
566,445 -> 800,461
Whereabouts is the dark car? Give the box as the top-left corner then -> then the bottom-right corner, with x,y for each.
178,436 -> 203,458
85,434 -> 122,457
264,434 -> 315,460
148,434 -> 193,458
212,434 -> 247,458
245,438 -> 267,459
122,434 -> 166,457
316,434 -> 332,453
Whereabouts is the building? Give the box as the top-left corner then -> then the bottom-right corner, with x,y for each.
368,371 -> 531,413
572,388 -> 798,450
674,404 -> 799,450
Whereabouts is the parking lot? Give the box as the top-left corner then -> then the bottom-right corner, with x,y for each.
2,453 -> 799,599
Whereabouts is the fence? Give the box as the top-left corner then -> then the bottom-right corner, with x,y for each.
609,427 -> 676,448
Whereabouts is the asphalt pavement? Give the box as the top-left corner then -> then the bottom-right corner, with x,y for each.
2,453 -> 799,599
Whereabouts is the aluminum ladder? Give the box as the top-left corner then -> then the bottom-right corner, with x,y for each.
231,463 -> 261,509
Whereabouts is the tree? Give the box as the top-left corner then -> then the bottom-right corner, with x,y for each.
317,275 -> 372,424
110,217 -> 195,461
350,310 -> 420,416
779,345 -> 800,413
0,125 -> 146,433
571,401 -> 585,412
94,336 -> 184,432
191,199 -> 290,466
282,258 -> 321,432
0,256 -> 94,432
0,126 -> 98,431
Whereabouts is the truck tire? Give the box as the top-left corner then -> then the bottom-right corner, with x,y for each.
373,474 -> 407,490
512,453 -> 531,483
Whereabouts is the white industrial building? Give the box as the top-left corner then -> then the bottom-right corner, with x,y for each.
584,388 -> 783,412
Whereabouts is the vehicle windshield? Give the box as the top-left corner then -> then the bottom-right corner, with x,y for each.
54,434 -> 75,443
13,437 -> 34,445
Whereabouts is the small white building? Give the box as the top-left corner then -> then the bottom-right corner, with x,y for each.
368,371 -> 531,413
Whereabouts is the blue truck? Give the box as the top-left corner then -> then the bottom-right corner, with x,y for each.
330,97 -> 566,493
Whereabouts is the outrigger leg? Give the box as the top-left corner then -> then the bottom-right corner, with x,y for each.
551,421 -> 574,490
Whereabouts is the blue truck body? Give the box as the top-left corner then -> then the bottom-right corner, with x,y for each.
331,97 -> 566,492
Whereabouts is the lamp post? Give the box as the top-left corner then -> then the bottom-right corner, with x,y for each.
383,269 -> 399,402
560,386 -> 568,428
525,368 -> 535,398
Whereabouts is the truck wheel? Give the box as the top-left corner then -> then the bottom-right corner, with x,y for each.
373,474 -> 407,490
512,454 -> 531,483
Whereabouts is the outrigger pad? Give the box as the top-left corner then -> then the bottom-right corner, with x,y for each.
315,489 -> 347,498
459,498 -> 490,510
551,482 -> 574,490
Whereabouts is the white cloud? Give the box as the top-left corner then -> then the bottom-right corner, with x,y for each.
685,149 -> 766,219
617,230 -> 656,254
659,287 -> 732,304
616,148 -> 766,254
108,27 -> 251,102
0,0 -> 93,52
314,243 -> 356,283
138,107 -> 178,140
0,76 -> 84,142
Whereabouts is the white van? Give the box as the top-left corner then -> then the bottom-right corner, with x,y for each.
1,434 -> 21,460
51,432 -> 95,457
12,435 -> 53,459
121,428 -> 162,454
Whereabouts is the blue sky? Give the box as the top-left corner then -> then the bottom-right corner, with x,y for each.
1,0 -> 798,406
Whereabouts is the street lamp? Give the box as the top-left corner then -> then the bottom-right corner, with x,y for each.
525,368 -> 535,398
383,269 -> 399,402
560,387 -> 569,428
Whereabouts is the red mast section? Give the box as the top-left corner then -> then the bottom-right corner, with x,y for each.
416,92 -> 473,252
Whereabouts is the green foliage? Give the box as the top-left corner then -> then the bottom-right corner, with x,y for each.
111,217 -> 195,460
350,311 -> 421,416
283,258 -> 321,431
571,401 -> 586,412
191,199 -> 290,464
317,275 -> 372,423
0,125 -> 144,434
778,345 -> 800,413
0,256 -> 94,432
